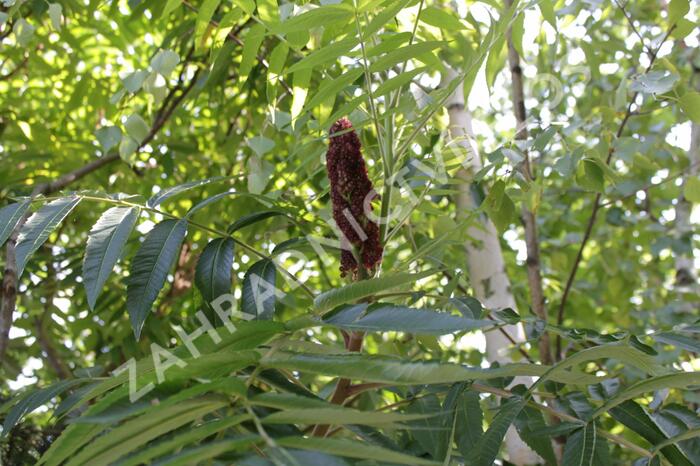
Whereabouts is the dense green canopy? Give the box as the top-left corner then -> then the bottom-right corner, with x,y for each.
0,0 -> 699,464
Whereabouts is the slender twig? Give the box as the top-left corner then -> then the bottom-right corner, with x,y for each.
504,0 -> 552,366
0,54 -> 28,81
614,0 -> 654,56
555,23 -> 676,359
0,59 -> 203,362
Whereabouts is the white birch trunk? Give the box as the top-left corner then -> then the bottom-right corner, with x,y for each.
440,68 -> 541,465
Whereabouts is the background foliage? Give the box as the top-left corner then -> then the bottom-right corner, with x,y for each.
0,0 -> 699,464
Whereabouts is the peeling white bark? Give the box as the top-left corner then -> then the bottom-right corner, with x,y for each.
439,68 -> 540,465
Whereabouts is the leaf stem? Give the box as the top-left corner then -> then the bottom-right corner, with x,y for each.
45,194 -> 315,298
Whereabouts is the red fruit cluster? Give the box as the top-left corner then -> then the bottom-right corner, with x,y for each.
326,118 -> 383,277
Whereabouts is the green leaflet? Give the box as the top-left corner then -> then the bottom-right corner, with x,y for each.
467,398 -> 525,466
147,176 -> 228,207
194,237 -> 234,304
15,196 -> 81,276
83,206 -> 139,309
275,437 -> 440,465
593,372 -> 700,418
265,4 -> 353,35
241,258 -> 278,320
324,303 -> 494,335
313,270 -> 438,314
64,397 -> 228,466
0,199 -> 31,248
2,379 -> 89,438
261,407 -> 432,427
126,219 -> 187,339
561,423 -> 598,466
286,37 -> 358,74
609,401 -> 693,466
262,351 -> 605,385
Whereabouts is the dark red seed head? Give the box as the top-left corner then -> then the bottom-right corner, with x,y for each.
326,118 -> 383,277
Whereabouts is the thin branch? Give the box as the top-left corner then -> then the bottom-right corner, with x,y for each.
0,59 -> 202,363
614,0 -> 654,56
0,54 -> 29,81
504,0 -> 552,366
311,330 -> 364,437
555,23 -> 677,359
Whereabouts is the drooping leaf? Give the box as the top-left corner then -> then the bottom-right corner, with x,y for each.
0,200 -> 31,248
262,405 -> 431,427
16,196 -> 81,276
240,23 -> 266,81
95,126 -> 122,152
241,259 -> 278,320
514,406 -> 558,465
126,219 -> 187,338
194,0 -> 220,49
539,343 -> 663,387
150,49 -> 180,77
263,352 -> 604,385
48,3 -> 62,30
407,393 -> 450,460
116,416 -> 254,466
561,423 -> 597,466
194,237 -> 234,304
482,180 -> 515,231
651,404 -> 700,465
467,397 -> 525,466
267,4 -> 353,34
609,401 -> 693,466
683,176 -> 700,203
313,270 -> 438,314
679,91 -> 700,123
286,37 -> 358,74
576,158 -> 605,192
275,437 -> 439,465
140,438 -> 259,466
669,0 -> 690,24
304,68 -> 363,111
2,379 -> 88,438
654,332 -> 700,353
629,70 -> 679,94
124,114 -> 150,143
147,176 -> 228,207
419,6 -> 464,30
324,303 -> 494,335
455,389 -> 484,457
593,372 -> 700,417
83,206 -> 139,309
228,210 -> 287,234
374,67 -> 425,98
539,0 -> 556,29
64,397 -> 228,465
368,41 -> 445,73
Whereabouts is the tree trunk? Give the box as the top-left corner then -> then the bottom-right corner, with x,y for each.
442,68 -> 540,465
503,1 -> 552,366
